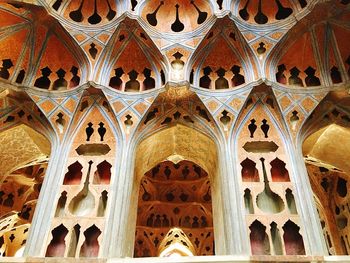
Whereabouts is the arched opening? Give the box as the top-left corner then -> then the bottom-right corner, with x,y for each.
303,123 -> 350,255
0,124 -> 51,257
282,220 -> 305,255
158,228 -> 196,257
129,124 -> 220,257
134,160 -> 214,257
249,220 -> 270,255
270,158 -> 290,182
241,158 -> 259,182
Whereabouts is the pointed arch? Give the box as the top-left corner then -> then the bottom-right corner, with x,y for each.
189,16 -> 258,89
129,124 -> 218,257
135,124 -> 217,182
96,17 -> 167,91
0,2 -> 89,90
122,87 -> 230,256
282,220 -> 305,255
266,1 -> 350,87
299,90 -> 350,255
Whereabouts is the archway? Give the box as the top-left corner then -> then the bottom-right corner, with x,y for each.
303,123 -> 350,255
129,124 -> 220,257
0,124 -> 51,257
134,160 -> 214,257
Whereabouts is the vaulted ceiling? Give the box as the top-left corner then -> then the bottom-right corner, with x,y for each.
0,0 -> 348,92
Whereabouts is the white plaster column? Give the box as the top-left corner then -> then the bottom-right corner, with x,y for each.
96,134 -> 123,258
103,139 -> 134,258
24,141 -> 68,256
219,141 -> 250,255
285,140 -> 328,255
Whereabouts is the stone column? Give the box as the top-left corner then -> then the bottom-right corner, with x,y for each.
102,139 -> 135,258
24,141 -> 68,256
285,140 -> 328,255
217,141 -> 250,255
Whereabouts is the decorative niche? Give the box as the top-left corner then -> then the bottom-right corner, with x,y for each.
134,160 -> 215,257
47,105 -> 116,258
236,98 -> 305,256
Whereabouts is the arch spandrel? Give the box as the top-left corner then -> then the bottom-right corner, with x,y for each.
266,1 -> 350,88
133,84 -> 220,137
190,16 -> 258,90
0,89 -> 58,152
233,85 -> 285,134
0,2 -> 89,91
65,88 -> 122,150
96,18 -> 166,92
299,90 -> 350,145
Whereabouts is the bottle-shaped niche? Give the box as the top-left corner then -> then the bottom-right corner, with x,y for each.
69,160 -> 95,216
141,181 -> 151,201
256,158 -> 284,213
146,1 -> 164,26
171,4 -> 185,32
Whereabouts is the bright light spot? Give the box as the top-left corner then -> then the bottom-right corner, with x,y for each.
14,246 -> 25,257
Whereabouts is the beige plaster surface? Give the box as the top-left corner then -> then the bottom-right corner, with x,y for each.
303,124 -> 350,173
135,124 -> 217,182
0,125 -> 50,179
